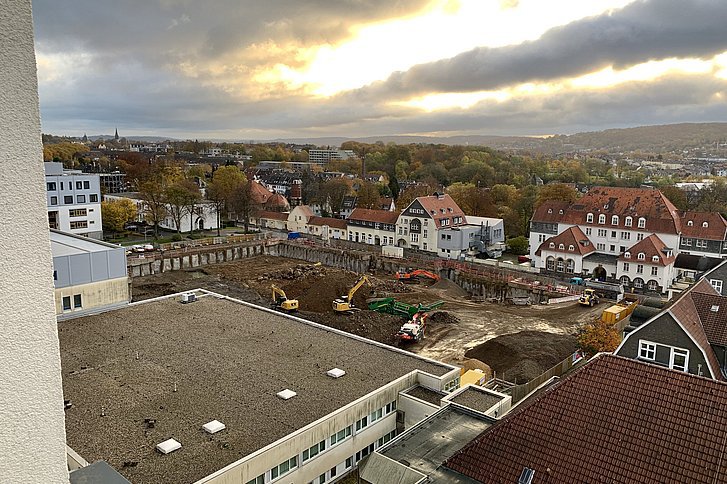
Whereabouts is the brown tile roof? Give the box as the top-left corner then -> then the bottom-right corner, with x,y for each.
308,216 -> 347,230
535,226 -> 595,256
249,180 -> 274,204
680,211 -> 727,240
256,210 -> 288,221
532,186 -> 681,234
531,200 -> 571,224
264,192 -> 290,210
618,234 -> 675,266
445,354 -> 727,483
413,194 -> 466,229
692,291 -> 727,346
349,208 -> 400,225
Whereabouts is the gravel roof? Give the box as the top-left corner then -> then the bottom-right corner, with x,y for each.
403,385 -> 446,406
59,293 -> 451,484
449,387 -> 506,415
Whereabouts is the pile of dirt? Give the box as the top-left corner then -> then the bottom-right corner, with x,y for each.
256,263 -> 326,281
300,310 -> 404,345
427,311 -> 460,325
465,330 -> 578,384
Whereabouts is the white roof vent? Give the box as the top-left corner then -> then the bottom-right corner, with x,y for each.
711,305 -> 720,313
327,368 -> 346,378
277,389 -> 297,400
181,292 -> 196,304
156,438 -> 182,454
202,420 -> 226,434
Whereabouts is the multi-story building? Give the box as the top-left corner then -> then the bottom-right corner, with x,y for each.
396,194 -> 467,253
59,290 -> 461,483
308,149 -> 356,164
530,186 -> 723,294
678,211 -> 727,258
98,171 -> 127,194
104,193 -> 220,232
438,216 -> 505,259
347,208 -> 400,246
45,162 -> 102,239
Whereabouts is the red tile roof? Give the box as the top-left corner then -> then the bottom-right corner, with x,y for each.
265,192 -> 290,210
256,210 -> 288,221
531,200 -> 571,224
680,211 -> 727,240
692,291 -> 727,346
535,226 -> 595,256
412,194 -> 466,229
249,180 -> 274,205
307,216 -> 347,230
532,186 -> 681,234
445,354 -> 727,483
348,208 -> 400,225
618,234 -> 675,266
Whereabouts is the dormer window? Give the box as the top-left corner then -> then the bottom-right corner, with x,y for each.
568,245 -> 574,251
638,217 -> 646,229
652,255 -> 659,262
558,244 -> 565,250
559,209 -> 564,215
638,252 -> 645,260
624,252 -> 631,259
598,214 -> 606,224
703,221 -> 709,228
587,213 -> 594,223
687,220 -> 693,226
549,242 -> 555,248
625,216 -> 632,227
548,208 -> 553,214
611,215 -> 619,225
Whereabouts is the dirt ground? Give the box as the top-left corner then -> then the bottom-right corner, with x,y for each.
131,256 -> 602,382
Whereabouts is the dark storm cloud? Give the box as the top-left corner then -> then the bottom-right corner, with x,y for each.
364,0 -> 727,98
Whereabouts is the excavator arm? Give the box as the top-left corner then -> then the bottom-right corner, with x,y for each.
271,284 -> 287,302
347,275 -> 369,301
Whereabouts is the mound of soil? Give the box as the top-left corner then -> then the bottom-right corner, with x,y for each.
427,311 -> 460,325
465,331 -> 578,384
301,310 -> 404,345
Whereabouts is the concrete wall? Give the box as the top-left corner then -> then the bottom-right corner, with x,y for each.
0,1 -> 70,481
397,392 -> 439,428
54,246 -> 127,288
54,277 -> 130,317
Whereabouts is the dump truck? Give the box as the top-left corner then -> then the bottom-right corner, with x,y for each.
578,288 -> 600,307
271,284 -> 298,312
333,275 -> 370,313
601,294 -> 639,324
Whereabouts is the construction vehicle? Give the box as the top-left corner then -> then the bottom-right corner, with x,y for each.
579,288 -> 600,307
585,279 -> 625,302
394,269 -> 440,284
368,297 -> 444,318
396,312 -> 428,344
333,275 -> 370,313
271,284 -> 299,312
601,294 -> 639,324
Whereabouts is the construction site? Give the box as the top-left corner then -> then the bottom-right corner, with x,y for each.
132,245 -> 603,383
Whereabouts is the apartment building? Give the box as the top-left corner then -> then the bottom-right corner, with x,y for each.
308,149 -> 356,164
59,291 -> 461,484
45,162 -> 102,239
347,208 -> 400,246
104,193 -> 220,232
396,194 -> 467,253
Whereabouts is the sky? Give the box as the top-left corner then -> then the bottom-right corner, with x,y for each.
32,0 -> 727,140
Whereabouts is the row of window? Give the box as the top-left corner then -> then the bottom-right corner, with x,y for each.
683,238 -> 709,249
584,227 -> 645,243
355,400 -> 396,433
619,277 -> 659,291
47,180 -> 92,191
622,263 -> 659,276
545,257 -> 575,273
638,340 -> 688,372
70,221 -> 89,230
62,294 -> 82,311
586,213 -> 646,228
49,194 -> 98,205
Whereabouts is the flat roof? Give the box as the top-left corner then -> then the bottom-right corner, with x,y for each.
50,230 -> 122,257
449,386 -> 506,415
403,385 -> 445,406
378,406 -> 492,483
60,292 -> 453,484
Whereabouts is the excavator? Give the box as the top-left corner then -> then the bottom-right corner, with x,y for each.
271,284 -> 299,313
395,269 -> 440,284
333,275 -> 370,313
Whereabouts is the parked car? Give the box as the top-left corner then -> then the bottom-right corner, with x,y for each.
517,255 -> 531,263
144,244 -> 155,252
132,244 -> 146,253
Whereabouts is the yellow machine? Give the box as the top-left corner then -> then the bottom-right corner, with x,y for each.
579,288 -> 600,307
271,284 -> 299,312
333,275 -> 370,312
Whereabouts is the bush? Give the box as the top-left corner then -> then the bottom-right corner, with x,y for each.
171,234 -> 182,242
578,319 -> 622,356
506,236 -> 529,255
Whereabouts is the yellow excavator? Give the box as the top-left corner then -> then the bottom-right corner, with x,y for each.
333,275 -> 370,313
271,284 -> 299,312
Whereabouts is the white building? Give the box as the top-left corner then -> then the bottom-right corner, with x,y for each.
396,194 -> 467,253
287,205 -> 315,233
438,216 -> 505,259
104,193 -> 220,232
347,208 -> 400,246
308,149 -> 356,164
45,162 -> 103,239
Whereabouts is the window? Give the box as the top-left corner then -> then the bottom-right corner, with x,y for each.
83,180 -> 90,189
652,255 -> 659,262
73,294 -> 82,308
696,239 -> 708,249
633,278 -> 644,289
345,456 -> 353,469
623,263 -> 630,271
624,252 -> 631,259
441,234 -> 446,240
671,348 -> 689,372
611,231 -> 617,238
355,443 -> 375,462
586,213 -> 594,223
556,259 -> 564,272
687,220 -> 694,226
549,242 -> 555,248
62,296 -> 71,311
647,280 -> 658,291
369,407 -> 383,424
638,252 -> 645,260
597,243 -> 605,251
546,258 -> 555,271
558,243 -> 565,250
330,467 -> 337,478
651,267 -> 658,276
89,194 -> 98,202
637,233 -> 644,241
598,214 -> 606,224
621,232 -> 630,240
638,217 -> 646,228
377,429 -> 398,447
50,196 -> 58,205
568,245 -> 574,251
610,245 -> 615,252
270,456 -> 297,480
70,221 -> 88,230
411,233 -> 419,243
684,238 -> 693,246
710,279 -> 723,294
639,341 -> 656,360
423,230 -> 428,238
47,182 -> 56,191
566,259 -> 575,273
598,229 -> 607,237
612,215 -> 619,225
703,221 -> 709,228
625,216 -> 632,227
620,275 -> 630,285
355,415 -> 368,432
64,195 -> 73,204
76,181 -> 82,189
60,182 -> 64,190
303,440 -> 326,462
331,425 -> 352,446
69,208 -> 87,217
585,227 -> 592,235
443,377 -> 460,392
246,475 -> 265,484
637,264 -> 643,274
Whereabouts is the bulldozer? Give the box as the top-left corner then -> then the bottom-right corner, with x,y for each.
579,288 -> 600,307
271,284 -> 299,313
333,275 -> 370,313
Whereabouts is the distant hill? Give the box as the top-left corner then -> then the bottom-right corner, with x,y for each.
271,134 -> 545,150
86,135 -> 180,142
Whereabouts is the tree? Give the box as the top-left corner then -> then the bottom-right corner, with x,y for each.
101,199 -> 137,236
206,166 -> 245,235
660,185 -> 688,211
447,182 -> 497,217
356,181 -> 380,209
577,319 -> 622,356
535,183 -> 579,208
165,179 -> 201,233
320,178 -> 350,216
396,183 -> 433,209
506,236 -> 529,255
231,177 -> 253,232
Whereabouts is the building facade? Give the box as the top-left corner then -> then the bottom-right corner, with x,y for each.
438,216 -> 505,259
396,194 -> 467,253
45,162 -> 103,239
347,208 -> 399,246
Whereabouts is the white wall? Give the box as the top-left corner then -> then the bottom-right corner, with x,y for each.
0,1 -> 70,481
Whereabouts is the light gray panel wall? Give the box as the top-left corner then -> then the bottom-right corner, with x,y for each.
53,255 -> 71,288
91,251 -> 109,280
69,254 -> 92,285
107,249 -> 127,279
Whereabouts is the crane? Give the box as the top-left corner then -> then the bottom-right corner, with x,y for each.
271,284 -> 299,313
333,275 -> 370,313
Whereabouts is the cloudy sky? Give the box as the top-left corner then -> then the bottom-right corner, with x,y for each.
32,0 -> 727,140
